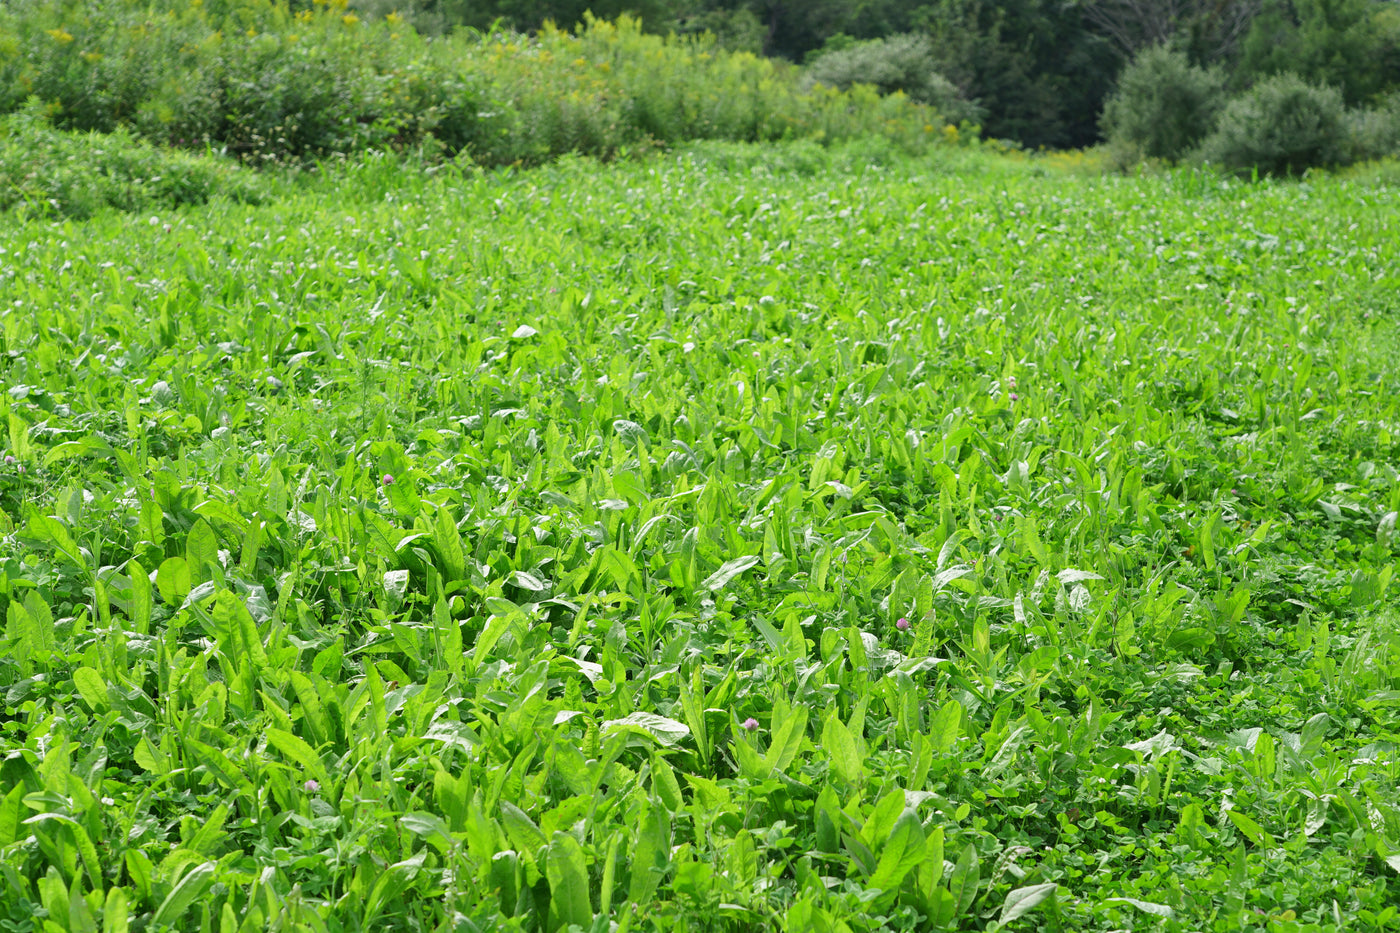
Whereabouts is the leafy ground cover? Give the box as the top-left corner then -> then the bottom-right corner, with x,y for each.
0,143 -> 1398,932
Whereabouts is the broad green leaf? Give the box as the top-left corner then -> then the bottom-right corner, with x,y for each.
26,514 -> 86,568
156,557 -> 191,607
401,812 -> 455,853
43,436 -> 114,468
103,888 -> 128,933
500,801 -> 548,854
764,705 -> 807,773
821,714 -> 861,785
185,518 -> 219,585
546,832 -> 592,931
868,811 -> 926,893
71,667 -> 108,713
509,569 -> 549,592
1104,897 -> 1174,918
127,558 -> 153,635
1000,883 -> 1058,924
150,861 -> 216,929
1227,809 -> 1272,848
385,479 -> 422,519
948,843 -> 980,917
264,728 -> 327,784
629,803 -> 670,906
0,785 -> 24,847
473,611 -> 514,664
929,699 -> 962,753
602,712 -> 689,747
702,555 -> 761,592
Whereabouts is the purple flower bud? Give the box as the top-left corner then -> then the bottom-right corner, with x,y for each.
742,717 -> 759,731
896,617 -> 910,630
381,473 -> 394,486
3,456 -> 12,464
303,779 -> 320,793
1009,393 -> 1019,402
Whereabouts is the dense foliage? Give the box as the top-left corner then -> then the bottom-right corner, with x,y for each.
1198,72 -> 1352,176
6,0 -> 1399,162
0,1 -> 954,166
0,105 -> 267,217
0,139 -> 1398,931
349,0 -> 1400,151
1100,46 -> 1226,163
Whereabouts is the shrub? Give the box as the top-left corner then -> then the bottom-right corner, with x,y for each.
0,2 -> 962,167
1347,93 -> 1400,162
1101,45 -> 1226,163
1198,73 -> 1351,175
0,105 -> 266,218
801,34 -> 983,127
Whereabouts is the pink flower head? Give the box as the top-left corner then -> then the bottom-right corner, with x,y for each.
303,779 -> 320,793
896,617 -> 910,631
742,717 -> 760,731
381,473 -> 394,486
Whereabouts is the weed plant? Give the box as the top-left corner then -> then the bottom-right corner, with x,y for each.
0,1 -> 958,166
0,105 -> 266,217
0,145 -> 1397,930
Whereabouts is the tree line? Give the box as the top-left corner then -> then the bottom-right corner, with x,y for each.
350,0 -> 1400,150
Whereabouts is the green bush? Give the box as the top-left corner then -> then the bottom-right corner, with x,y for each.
0,105 -> 265,217
1198,73 -> 1351,176
1101,45 -> 1226,163
1347,93 -> 1400,161
0,2 -> 962,167
801,34 -> 983,127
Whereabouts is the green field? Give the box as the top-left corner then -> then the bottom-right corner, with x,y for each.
2,144 -> 1399,932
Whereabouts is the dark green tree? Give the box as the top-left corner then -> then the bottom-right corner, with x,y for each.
1239,0 -> 1400,103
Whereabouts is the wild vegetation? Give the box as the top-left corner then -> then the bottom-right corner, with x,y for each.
0,138 -> 1398,930
0,1 -> 954,168
2,1 -> 1400,930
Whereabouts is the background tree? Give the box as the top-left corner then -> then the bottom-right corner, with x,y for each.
1238,0 -> 1400,103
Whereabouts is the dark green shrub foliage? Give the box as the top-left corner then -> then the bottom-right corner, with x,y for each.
1347,93 -> 1400,161
1199,73 -> 1351,175
802,34 -> 983,126
1101,45 -> 1225,162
